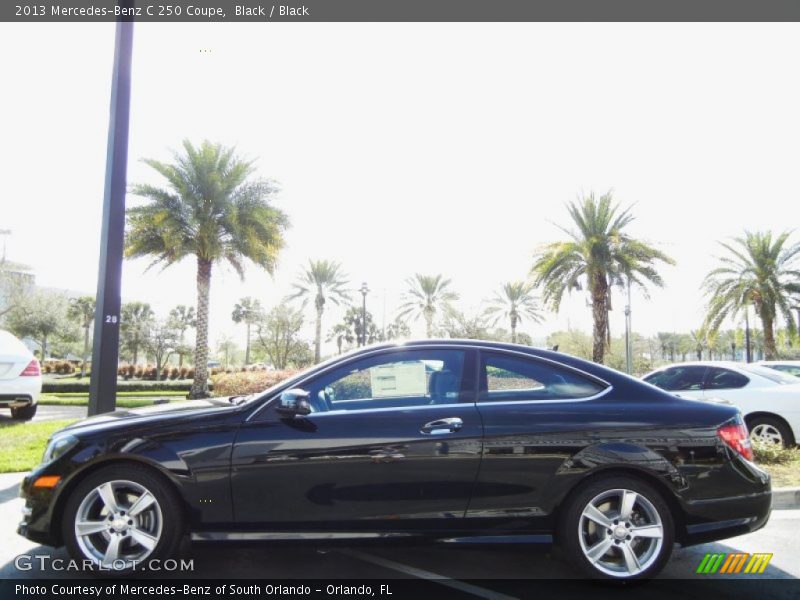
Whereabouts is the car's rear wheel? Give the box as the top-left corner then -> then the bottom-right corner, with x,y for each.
62,465 -> 183,575
10,404 -> 37,420
559,476 -> 674,579
748,416 -> 794,448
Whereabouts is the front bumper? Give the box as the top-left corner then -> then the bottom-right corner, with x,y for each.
17,468 -> 64,547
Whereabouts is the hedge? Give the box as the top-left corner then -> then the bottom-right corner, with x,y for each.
42,380 -> 212,393
212,370 -> 297,396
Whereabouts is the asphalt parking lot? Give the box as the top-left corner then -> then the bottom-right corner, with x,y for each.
1,472 -> 798,598
0,404 -> 87,424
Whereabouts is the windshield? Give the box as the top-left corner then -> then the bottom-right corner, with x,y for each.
738,364 -> 800,385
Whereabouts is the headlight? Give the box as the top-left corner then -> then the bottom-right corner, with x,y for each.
41,435 -> 79,466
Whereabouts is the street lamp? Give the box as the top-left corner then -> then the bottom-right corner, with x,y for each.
359,282 -> 370,346
624,275 -> 632,374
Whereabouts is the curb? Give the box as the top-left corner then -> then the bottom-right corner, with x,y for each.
772,487 -> 800,510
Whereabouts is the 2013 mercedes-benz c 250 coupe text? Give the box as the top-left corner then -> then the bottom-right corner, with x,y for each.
18,340 -> 771,579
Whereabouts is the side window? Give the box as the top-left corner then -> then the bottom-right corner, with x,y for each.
480,352 -> 605,402
306,349 -> 466,412
644,366 -> 706,391
706,368 -> 749,390
774,365 -> 800,377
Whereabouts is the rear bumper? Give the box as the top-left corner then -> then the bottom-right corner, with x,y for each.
680,489 -> 772,546
0,395 -> 36,408
0,377 -> 41,407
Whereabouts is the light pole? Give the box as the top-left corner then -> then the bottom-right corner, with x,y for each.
744,305 -> 752,363
89,12 -> 134,416
624,275 -> 632,374
359,282 -> 369,346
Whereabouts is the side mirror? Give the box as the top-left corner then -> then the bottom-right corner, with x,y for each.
276,388 -> 312,417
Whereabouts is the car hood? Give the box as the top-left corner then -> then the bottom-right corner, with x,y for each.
61,398 -> 244,434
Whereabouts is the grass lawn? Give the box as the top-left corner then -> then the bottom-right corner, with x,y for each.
0,420 -> 77,473
38,394 -> 183,408
759,455 -> 800,488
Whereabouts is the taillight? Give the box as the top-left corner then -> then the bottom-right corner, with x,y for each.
20,359 -> 41,377
718,421 -> 754,461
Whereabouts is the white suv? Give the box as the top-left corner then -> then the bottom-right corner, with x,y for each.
0,330 -> 41,420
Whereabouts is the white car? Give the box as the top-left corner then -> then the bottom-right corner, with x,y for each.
757,360 -> 800,378
0,329 -> 41,420
642,361 -> 800,447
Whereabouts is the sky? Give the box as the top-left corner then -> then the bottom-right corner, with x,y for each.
1,22 -> 799,356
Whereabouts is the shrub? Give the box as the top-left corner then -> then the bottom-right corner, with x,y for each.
752,441 -> 800,465
42,380 -> 210,393
212,369 -> 297,397
169,367 -> 180,380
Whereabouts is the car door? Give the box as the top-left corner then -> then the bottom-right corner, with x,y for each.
230,347 -> 483,532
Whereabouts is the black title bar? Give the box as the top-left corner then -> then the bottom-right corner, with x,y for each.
5,0 -> 800,22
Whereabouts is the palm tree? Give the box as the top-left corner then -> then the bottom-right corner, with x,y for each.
232,297 -> 263,365
125,140 -> 289,398
289,259 -> 350,363
702,231 -> 800,360
68,296 -> 95,377
120,302 -> 154,365
168,305 -> 196,367
397,274 -> 458,337
689,328 -> 706,361
530,192 -> 675,364
484,281 -> 542,343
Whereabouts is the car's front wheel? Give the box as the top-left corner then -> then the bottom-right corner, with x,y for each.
62,465 -> 184,575
559,475 -> 674,579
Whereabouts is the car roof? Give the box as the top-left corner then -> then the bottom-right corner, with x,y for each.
345,338 -> 634,387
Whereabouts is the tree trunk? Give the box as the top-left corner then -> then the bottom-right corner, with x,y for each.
133,345 -> 138,365
314,307 -> 323,363
590,273 -> 608,364
510,314 -> 518,344
41,335 -> 47,361
81,325 -> 90,377
190,257 -> 212,399
245,322 -> 251,365
762,314 -> 777,360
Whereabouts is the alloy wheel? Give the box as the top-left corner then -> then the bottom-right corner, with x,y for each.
74,479 -> 163,569
750,423 -> 783,446
578,488 -> 664,577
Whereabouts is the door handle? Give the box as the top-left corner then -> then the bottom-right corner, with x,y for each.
421,417 -> 463,435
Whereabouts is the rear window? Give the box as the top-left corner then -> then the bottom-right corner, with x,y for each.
481,352 -> 606,402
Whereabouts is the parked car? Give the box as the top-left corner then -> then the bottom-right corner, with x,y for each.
0,329 -> 41,420
19,340 -> 769,579
643,361 -> 800,447
757,360 -> 800,378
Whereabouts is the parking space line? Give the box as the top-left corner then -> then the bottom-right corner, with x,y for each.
337,549 -> 519,600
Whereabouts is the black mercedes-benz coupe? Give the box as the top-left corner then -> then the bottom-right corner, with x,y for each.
18,340 -> 771,579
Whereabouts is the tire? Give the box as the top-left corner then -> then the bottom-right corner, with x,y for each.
62,465 -> 184,575
11,404 -> 37,420
558,475 -> 674,580
748,416 -> 794,448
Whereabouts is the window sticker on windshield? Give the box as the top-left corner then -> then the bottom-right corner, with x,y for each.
371,362 -> 427,398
